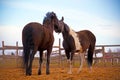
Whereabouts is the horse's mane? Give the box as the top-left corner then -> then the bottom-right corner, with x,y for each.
43,12 -> 56,24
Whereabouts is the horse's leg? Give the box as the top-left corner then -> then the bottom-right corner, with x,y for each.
38,50 -> 43,75
28,49 -> 36,75
78,53 -> 84,73
67,57 -> 72,74
26,61 -> 29,76
68,51 -> 74,74
65,50 -> 70,60
65,50 -> 71,74
46,48 -> 52,75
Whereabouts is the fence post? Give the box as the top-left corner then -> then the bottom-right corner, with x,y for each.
59,38 -> 62,67
16,41 -> 18,56
2,41 -> 4,55
102,46 -> 105,66
16,41 -> 19,67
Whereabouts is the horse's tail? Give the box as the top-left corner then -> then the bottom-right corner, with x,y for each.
22,25 -> 34,69
87,45 -> 94,67
23,45 -> 30,69
87,41 -> 96,68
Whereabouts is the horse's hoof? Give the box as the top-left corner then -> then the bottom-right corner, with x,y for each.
77,70 -> 81,74
26,73 -> 31,76
38,72 -> 41,75
77,69 -> 82,74
88,67 -> 92,73
29,73 -> 32,76
26,74 -> 29,76
89,69 -> 93,73
67,71 -> 72,74
46,72 -> 50,75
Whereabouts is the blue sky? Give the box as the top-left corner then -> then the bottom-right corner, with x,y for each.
0,0 -> 120,47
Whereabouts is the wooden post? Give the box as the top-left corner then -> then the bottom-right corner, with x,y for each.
102,46 -> 105,66
16,41 -> 18,67
2,41 -> 4,55
16,41 -> 18,56
111,53 -> 114,65
59,38 -> 62,67
94,50 -> 97,64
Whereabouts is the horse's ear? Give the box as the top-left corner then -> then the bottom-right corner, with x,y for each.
61,17 -> 64,21
51,12 -> 56,19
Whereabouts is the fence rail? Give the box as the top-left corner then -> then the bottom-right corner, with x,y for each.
0,40 -> 61,56
0,40 -> 120,66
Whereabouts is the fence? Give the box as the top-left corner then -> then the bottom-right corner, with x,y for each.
0,40 -> 120,68
94,45 -> 120,65
0,39 -> 62,68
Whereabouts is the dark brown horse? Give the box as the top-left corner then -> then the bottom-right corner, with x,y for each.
54,17 -> 96,74
22,12 -> 59,76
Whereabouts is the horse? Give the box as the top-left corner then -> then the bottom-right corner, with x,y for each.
22,12 -> 59,76
54,17 -> 96,74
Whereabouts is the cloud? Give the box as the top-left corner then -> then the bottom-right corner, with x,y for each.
0,25 -> 62,47
2,1 -> 60,13
1,1 -> 120,45
0,25 -> 23,46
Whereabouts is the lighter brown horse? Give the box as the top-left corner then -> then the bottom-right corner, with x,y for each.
22,12 -> 59,76
54,17 -> 96,74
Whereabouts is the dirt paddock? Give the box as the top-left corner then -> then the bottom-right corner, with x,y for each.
0,65 -> 120,80
0,56 -> 120,80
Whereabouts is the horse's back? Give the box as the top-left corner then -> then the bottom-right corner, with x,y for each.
78,30 -> 96,41
77,30 -> 96,50
22,22 -> 43,36
22,22 -> 54,50
22,22 -> 44,48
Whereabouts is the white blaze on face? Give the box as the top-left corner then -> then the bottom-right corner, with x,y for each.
69,27 -> 82,52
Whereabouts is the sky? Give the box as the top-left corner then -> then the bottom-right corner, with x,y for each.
0,0 -> 120,48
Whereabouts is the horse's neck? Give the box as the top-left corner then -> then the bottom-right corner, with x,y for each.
43,24 -> 54,33
62,26 -> 77,40
62,26 -> 70,39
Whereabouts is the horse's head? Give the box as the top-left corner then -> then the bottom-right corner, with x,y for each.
54,16 -> 69,33
43,12 -> 59,31
54,17 -> 65,33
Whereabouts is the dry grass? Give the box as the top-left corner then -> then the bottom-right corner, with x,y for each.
0,56 -> 120,80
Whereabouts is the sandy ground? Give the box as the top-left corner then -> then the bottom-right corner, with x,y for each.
0,66 -> 120,80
